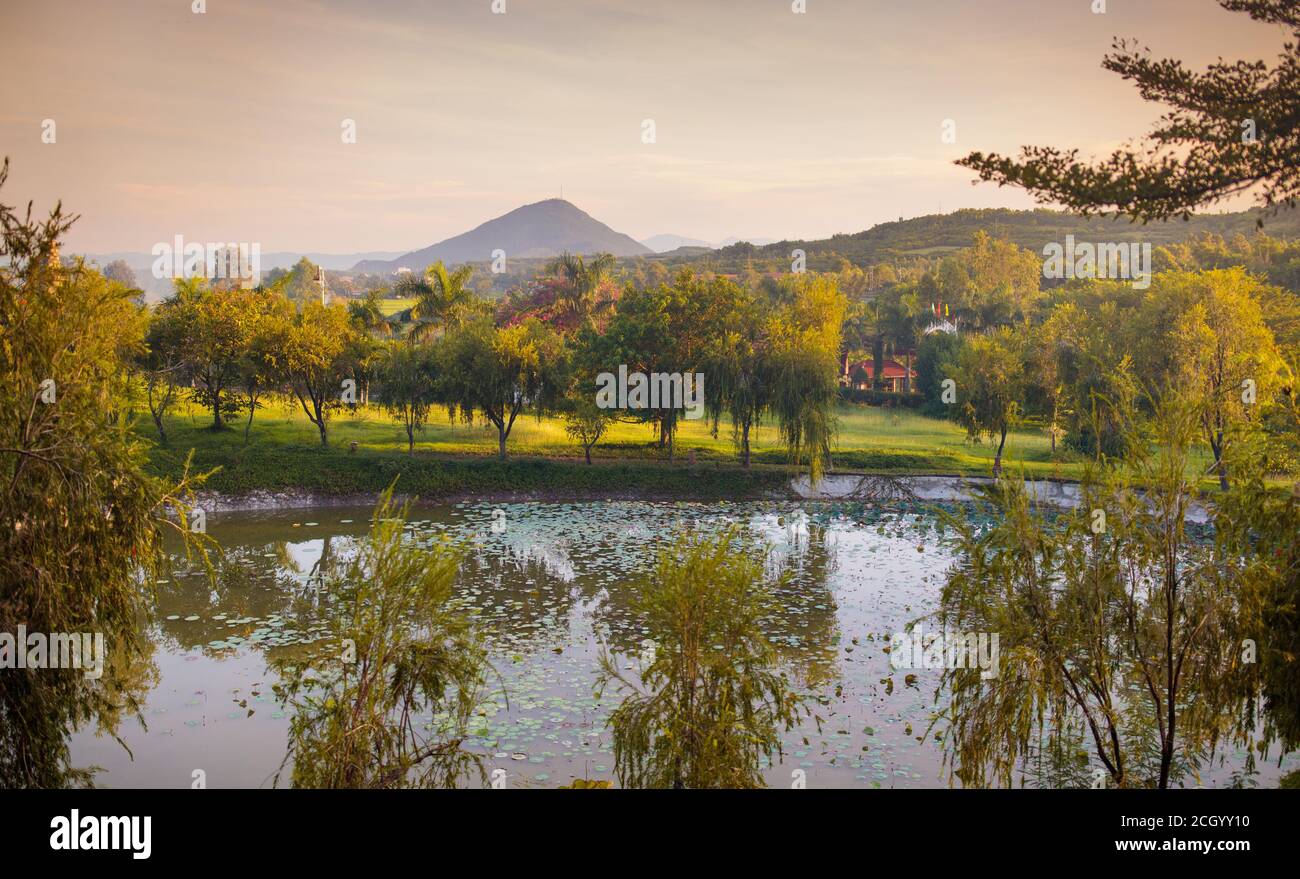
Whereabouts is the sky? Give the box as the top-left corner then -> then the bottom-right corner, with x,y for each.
0,0 -> 1289,254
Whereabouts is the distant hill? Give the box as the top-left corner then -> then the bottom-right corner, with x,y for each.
650,207 -> 1300,272
717,236 -> 777,248
641,233 -> 712,253
354,199 -> 651,273
74,249 -> 406,300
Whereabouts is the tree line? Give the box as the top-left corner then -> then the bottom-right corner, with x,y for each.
133,255 -> 847,478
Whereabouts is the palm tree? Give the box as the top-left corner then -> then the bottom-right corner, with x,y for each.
879,290 -> 923,394
394,261 -> 476,342
545,252 -> 617,326
840,299 -> 874,380
347,289 -> 394,338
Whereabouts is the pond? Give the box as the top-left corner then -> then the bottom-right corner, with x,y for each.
68,499 -> 1294,789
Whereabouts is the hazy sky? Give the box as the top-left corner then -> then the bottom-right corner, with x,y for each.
0,0 -> 1288,253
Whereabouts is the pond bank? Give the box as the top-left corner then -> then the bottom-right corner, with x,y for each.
180,453 -> 793,512
792,473 -> 1212,522
191,467 -> 1106,514
160,442 -> 1227,518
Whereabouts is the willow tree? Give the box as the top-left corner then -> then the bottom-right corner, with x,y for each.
947,327 -> 1025,477
376,342 -> 436,453
137,295 -> 187,444
274,487 -> 489,788
769,274 -> 846,483
706,288 -> 777,468
595,528 -> 805,789
933,397 -> 1269,789
0,159 -> 207,787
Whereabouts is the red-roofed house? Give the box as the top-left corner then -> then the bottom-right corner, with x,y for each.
844,358 -> 916,393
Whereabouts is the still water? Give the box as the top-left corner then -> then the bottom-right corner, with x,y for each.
68,500 -> 1293,789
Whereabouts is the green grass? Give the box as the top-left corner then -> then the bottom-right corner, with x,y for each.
377,297 -> 417,316
141,396 -> 1119,498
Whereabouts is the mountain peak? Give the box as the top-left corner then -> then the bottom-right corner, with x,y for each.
354,199 -> 649,273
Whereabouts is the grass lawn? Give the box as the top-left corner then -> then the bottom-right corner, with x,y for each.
377,297 -> 417,316
141,396 -> 1176,497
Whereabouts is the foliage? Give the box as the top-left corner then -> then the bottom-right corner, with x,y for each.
273,486 -> 489,788
174,281 -> 260,430
1148,269 -> 1287,488
914,331 -> 964,416
947,328 -> 1025,475
927,231 -> 1042,329
543,251 -> 619,329
769,274 -> 846,483
1215,415 -> 1300,750
958,1 -> 1300,220
376,342 -> 437,453
586,270 -> 736,459
0,159 -> 208,787
561,396 -> 613,465
436,317 -> 566,459
595,527 -> 805,788
137,294 -> 187,444
281,300 -> 361,446
394,260 -> 478,342
933,397 -> 1269,789
706,285 -> 778,467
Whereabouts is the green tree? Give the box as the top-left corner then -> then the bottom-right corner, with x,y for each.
347,288 -> 394,339
1025,308 -> 1071,454
934,398 -> 1270,788
915,330 -> 964,417
707,287 -> 776,468
562,396 -> 613,465
436,317 -> 565,460
267,256 -> 325,304
769,274 -> 846,482
237,290 -> 291,444
395,261 -> 476,343
544,251 -> 618,328
878,286 -> 925,393
948,328 -> 1025,476
585,271 -> 732,460
137,297 -> 187,444
1216,417 -> 1300,751
958,1 -> 1300,221
174,282 -> 265,430
0,160 -> 207,786
377,343 -> 437,453
595,528 -> 805,789
1147,269 -> 1286,489
839,297 -> 875,379
1042,289 -> 1144,460
274,486 -> 489,788
282,301 -> 360,447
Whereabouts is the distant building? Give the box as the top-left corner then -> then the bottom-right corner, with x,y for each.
923,319 -> 959,335
844,358 -> 916,393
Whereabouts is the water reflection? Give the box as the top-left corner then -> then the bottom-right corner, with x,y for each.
66,500 -> 1296,789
